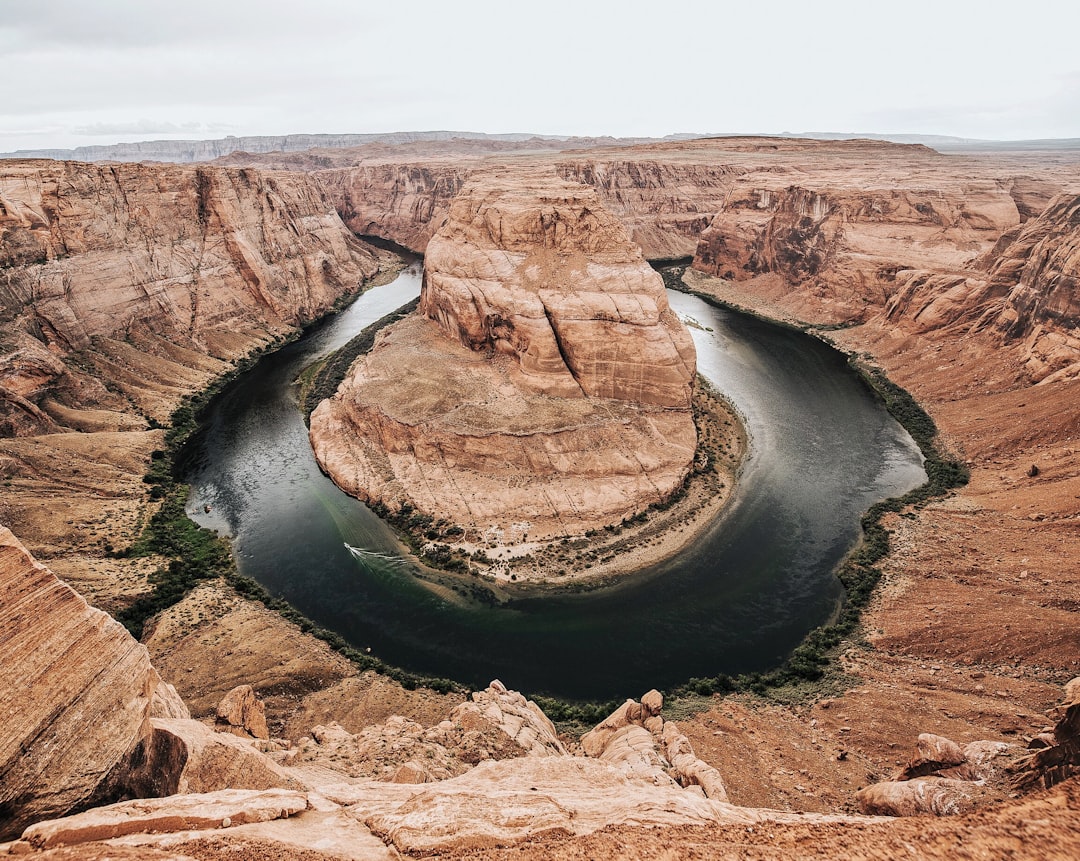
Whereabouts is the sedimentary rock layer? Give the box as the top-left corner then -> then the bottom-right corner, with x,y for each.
310,171 -> 696,541
0,160 -> 379,435
0,526 -> 157,838
420,170 -> 696,407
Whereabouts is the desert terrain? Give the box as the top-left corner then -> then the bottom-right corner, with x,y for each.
1,134 -> 1078,857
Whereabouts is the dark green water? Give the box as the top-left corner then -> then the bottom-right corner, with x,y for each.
182,264 -> 925,700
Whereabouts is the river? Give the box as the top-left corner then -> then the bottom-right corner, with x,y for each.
181,262 -> 926,700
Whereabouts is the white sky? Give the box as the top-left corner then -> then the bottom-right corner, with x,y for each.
3,0 -> 1080,151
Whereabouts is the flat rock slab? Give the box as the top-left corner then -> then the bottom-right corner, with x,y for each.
20,789 -> 308,849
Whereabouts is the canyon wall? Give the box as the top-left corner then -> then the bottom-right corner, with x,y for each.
310,170 -> 697,546
980,194 -> 1080,382
317,162 -> 469,252
0,160 -> 380,436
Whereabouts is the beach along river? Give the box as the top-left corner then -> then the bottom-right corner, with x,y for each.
181,263 -> 926,700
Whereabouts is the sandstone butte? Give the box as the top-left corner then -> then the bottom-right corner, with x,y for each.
1,136 -> 1080,859
309,169 -> 699,548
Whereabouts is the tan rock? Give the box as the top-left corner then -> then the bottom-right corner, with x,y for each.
310,170 -> 697,543
357,756 -> 805,854
641,688 -> 664,717
0,160 -> 379,434
661,720 -> 729,802
285,702 -> 534,783
595,725 -> 671,781
0,527 -> 157,839
390,761 -> 431,784
216,684 -> 270,740
115,718 -> 301,796
150,681 -> 191,721
421,169 -> 696,408
857,778 -> 982,817
580,699 -> 637,757
451,681 -> 567,757
895,732 -> 967,781
20,788 -> 307,849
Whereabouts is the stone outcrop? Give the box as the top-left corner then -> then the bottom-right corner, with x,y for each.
0,159 -> 380,434
215,685 -> 270,740
284,681 -> 565,783
451,680 -> 567,757
1011,676 -> 1080,791
0,526 -> 158,839
857,730 -> 1016,816
127,718 -> 300,796
17,789 -> 308,850
581,690 -> 728,801
309,170 -> 697,543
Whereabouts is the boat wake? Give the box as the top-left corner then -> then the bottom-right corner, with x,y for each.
344,543 -> 412,570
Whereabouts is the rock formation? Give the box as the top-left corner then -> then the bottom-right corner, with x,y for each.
215,685 -> 270,740
0,159 -> 380,435
310,170 -> 697,544
0,526 -> 159,838
979,194 -> 1080,383
284,681 -> 566,783
1011,676 -> 1080,791
857,730 -> 1016,816
581,690 -> 728,801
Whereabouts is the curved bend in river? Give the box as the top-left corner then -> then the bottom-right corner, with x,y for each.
184,258 -> 925,698
308,171 -> 734,584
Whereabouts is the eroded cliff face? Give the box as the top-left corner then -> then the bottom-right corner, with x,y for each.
310,170 -> 697,546
693,181 -> 1029,324
0,526 -> 158,838
316,163 -> 469,252
0,160 -> 380,435
420,170 -> 696,407
980,194 -> 1080,382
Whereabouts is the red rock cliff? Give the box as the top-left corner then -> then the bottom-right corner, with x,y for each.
0,160 -> 380,435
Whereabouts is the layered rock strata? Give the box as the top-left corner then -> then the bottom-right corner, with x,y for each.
310,171 -> 697,543
0,526 -> 158,838
0,159 -> 380,435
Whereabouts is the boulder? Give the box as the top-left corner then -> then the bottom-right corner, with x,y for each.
110,718 -> 301,798
897,732 -> 967,779
857,778 -> 983,817
216,684 -> 270,740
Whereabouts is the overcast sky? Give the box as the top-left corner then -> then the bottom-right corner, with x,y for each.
3,0 -> 1079,151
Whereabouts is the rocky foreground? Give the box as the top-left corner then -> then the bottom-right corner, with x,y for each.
310,169 -> 700,558
3,523 -> 1078,858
